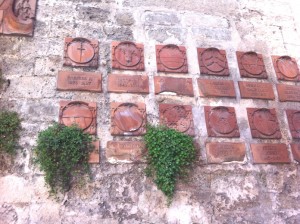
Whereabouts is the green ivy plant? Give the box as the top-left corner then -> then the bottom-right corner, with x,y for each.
34,123 -> 94,194
0,111 -> 21,154
144,125 -> 196,205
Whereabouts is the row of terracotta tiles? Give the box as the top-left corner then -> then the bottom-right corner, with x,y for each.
63,38 -> 300,82
57,71 -> 299,102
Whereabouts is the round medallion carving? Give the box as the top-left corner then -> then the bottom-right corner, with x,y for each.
114,42 -> 141,67
158,45 -> 186,70
61,102 -> 94,131
113,103 -> 144,132
241,52 -> 263,75
162,106 -> 191,133
277,56 -> 298,78
292,112 -> 300,132
209,107 -> 236,134
252,109 -> 278,136
201,48 -> 226,73
67,40 -> 95,64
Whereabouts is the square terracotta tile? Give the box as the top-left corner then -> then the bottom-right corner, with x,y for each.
107,74 -> 149,94
272,55 -> 300,81
154,76 -> 193,96
59,101 -> 97,135
247,108 -> 281,139
204,106 -> 240,138
110,102 -> 146,136
159,104 -> 195,136
63,37 -> 99,68
286,110 -> 300,139
156,44 -> 188,73
111,41 -> 145,71
197,48 -> 229,76
236,51 -> 267,79
0,0 -> 37,36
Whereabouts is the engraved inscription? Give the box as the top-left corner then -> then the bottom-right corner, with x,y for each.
198,79 -> 236,98
238,81 -> 274,100
277,84 -> 300,102
251,144 -> 290,164
154,77 -> 194,96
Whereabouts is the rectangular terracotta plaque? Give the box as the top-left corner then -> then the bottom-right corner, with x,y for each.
89,141 -> 100,164
106,141 -> 147,163
57,71 -> 102,92
206,142 -> 246,163
250,144 -> 290,164
107,74 -> 149,94
238,81 -> 275,100
291,144 -> 300,163
154,76 -> 194,96
277,84 -> 300,102
198,79 -> 236,98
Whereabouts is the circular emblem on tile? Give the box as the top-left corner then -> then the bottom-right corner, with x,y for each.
292,112 -> 300,132
67,39 -> 95,64
161,105 -> 191,132
201,48 -> 226,72
61,102 -> 94,131
209,107 -> 236,134
253,109 -> 278,136
114,42 -> 142,67
277,56 -> 298,78
113,103 -> 144,132
241,52 -> 263,75
158,45 -> 186,70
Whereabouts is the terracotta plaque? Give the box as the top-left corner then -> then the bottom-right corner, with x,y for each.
198,79 -> 236,98
204,106 -> 240,138
59,101 -> 97,135
277,84 -> 300,102
156,44 -> 188,73
236,51 -> 267,79
57,71 -> 102,92
291,144 -> 300,162
250,144 -> 290,164
107,74 -> 149,94
159,104 -> 195,136
110,102 -> 146,136
154,77 -> 194,96
112,41 -> 144,71
206,142 -> 246,163
272,55 -> 300,81
247,108 -> 281,139
197,48 -> 229,76
106,141 -> 147,163
0,0 -> 37,36
89,141 -> 100,164
286,110 -> 300,139
64,37 -> 99,68
238,81 -> 275,100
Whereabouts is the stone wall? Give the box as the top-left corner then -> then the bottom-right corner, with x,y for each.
1,0 -> 300,223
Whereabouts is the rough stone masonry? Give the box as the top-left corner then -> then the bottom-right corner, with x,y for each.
1,0 -> 300,223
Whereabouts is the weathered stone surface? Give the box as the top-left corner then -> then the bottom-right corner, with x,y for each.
156,44 -> 188,73
63,37 -> 99,68
250,144 -> 290,164
238,81 -> 275,100
107,74 -> 149,94
106,141 -> 146,163
159,104 -> 195,136
206,142 -> 246,163
154,76 -> 193,96
57,71 -> 102,92
236,51 -> 267,79
277,84 -> 300,102
247,108 -> 282,139
291,144 -> 300,162
198,79 -> 236,98
204,106 -> 240,138
110,102 -> 146,136
198,48 -> 229,76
